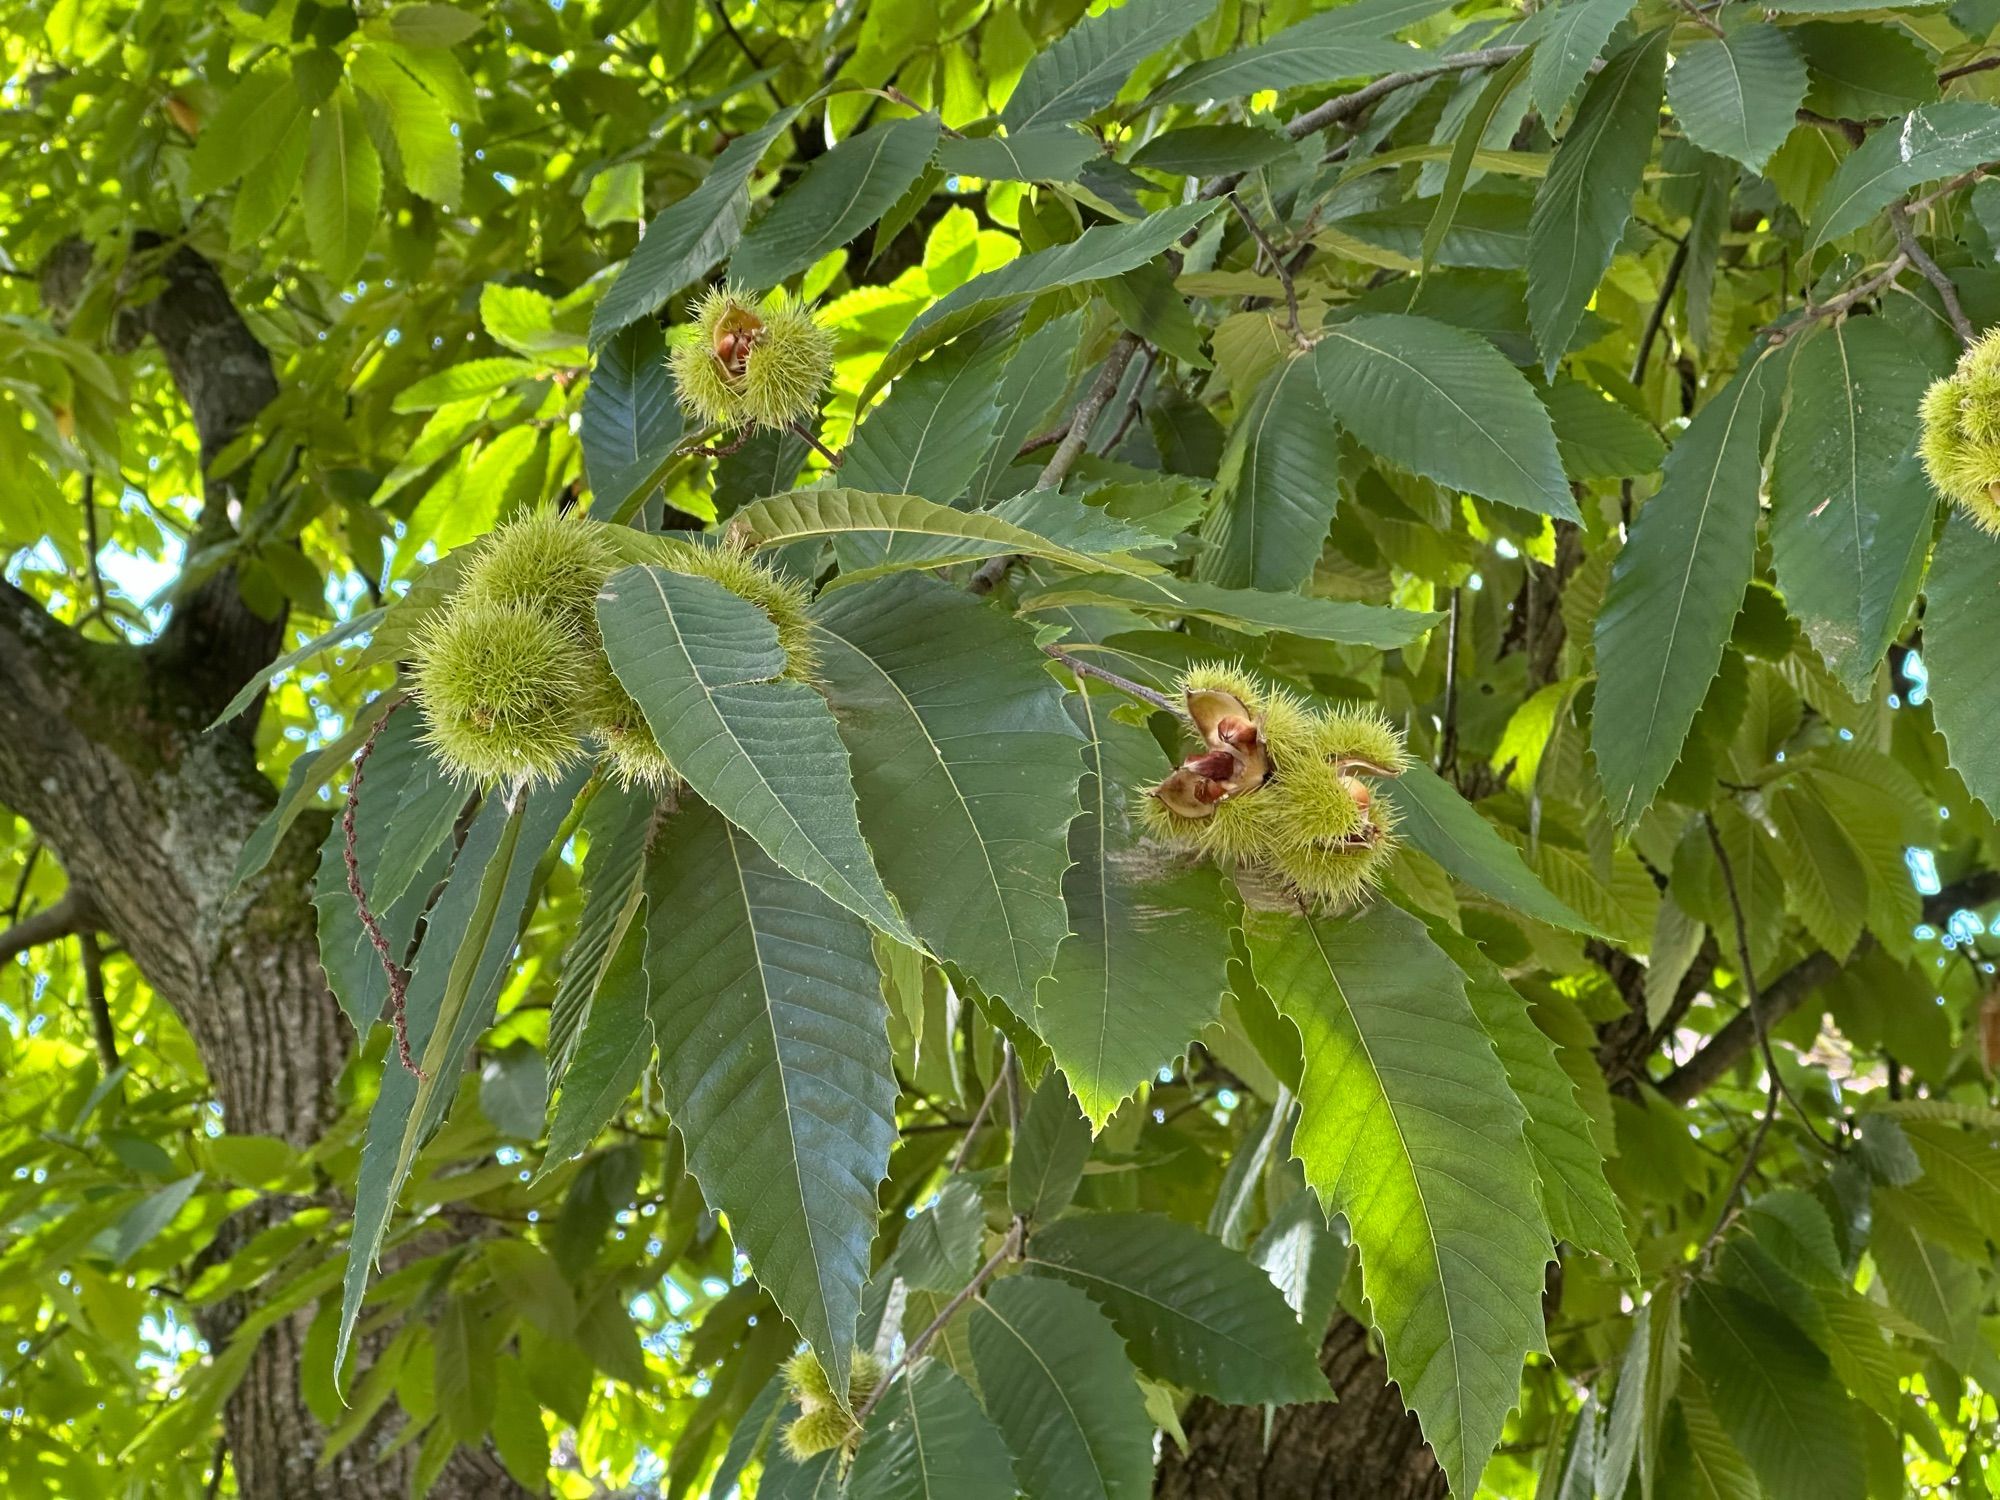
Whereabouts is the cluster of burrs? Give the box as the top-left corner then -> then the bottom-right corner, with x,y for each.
408,508 -> 814,789
1921,327 -> 2000,533
1140,666 -> 1407,909
779,1348 -> 883,1463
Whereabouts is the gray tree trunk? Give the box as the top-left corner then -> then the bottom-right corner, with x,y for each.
5,239 -> 526,1499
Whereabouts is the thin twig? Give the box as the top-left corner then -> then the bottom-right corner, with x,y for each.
5,844 -> 40,923
1103,347 -> 1158,453
951,1072 -> 1006,1172
1670,0 -> 1726,37
80,475 -> 110,625
681,427 -> 754,460
1279,46 -> 1528,142
79,932 -> 118,1076
342,696 -> 425,1079
1436,588 -> 1462,781
1765,253 -> 1910,342
969,335 -> 1142,595
789,419 -> 844,468
1892,204 -> 1975,347
1631,236 -> 1691,387
0,888 -> 93,966
1041,645 -> 1182,715
1228,192 -> 1303,341
1940,54 -> 2000,84
855,1217 -> 1024,1426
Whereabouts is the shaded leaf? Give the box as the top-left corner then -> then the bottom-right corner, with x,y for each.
1666,24 -> 1807,174
1002,0 -> 1219,131
582,320 -> 686,522
733,115 -> 942,290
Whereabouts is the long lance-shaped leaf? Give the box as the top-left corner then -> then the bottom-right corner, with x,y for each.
848,1361 -> 1014,1500
1381,762 -> 1600,933
1150,0 -> 1450,106
1021,573 -> 1440,648
336,765 -> 588,1383
1526,0 -> 1635,121
732,115 -> 942,290
860,202 -> 1220,405
812,574 -> 1084,1009
1312,312 -> 1575,518
1426,921 -> 1634,1273
1665,23 -> 1807,174
1003,0 -> 1218,131
1033,692 -> 1233,1128
589,106 -> 803,345
968,1275 -> 1156,1500
208,607 -> 384,729
541,895 -> 650,1167
1022,1212 -> 1333,1403
1593,347 -> 1782,827
582,320 -> 685,523
1809,100 -> 2000,251
1919,510 -> 2000,811
645,799 -> 896,1386
545,782 -> 654,1082
1769,319 -> 1941,700
728,488 -> 1154,586
1196,352 -> 1343,593
1526,28 -> 1668,375
597,565 -> 914,942
1245,901 -> 1550,1495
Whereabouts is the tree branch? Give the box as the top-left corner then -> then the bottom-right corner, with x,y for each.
1891,203 -> 1975,347
968,334 -> 1141,595
0,889 -> 95,966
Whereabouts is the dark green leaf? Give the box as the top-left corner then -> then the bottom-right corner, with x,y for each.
645,799 -> 896,1383
939,126 -> 1102,182
583,320 -> 685,522
1920,510 -> 2000,810
848,1362 -> 1014,1500
1526,0 -> 1635,121
1810,101 -> 2000,250
597,565 -> 913,941
1666,24 -> 1807,174
1009,1070 -> 1092,1223
733,115 -> 941,290
1021,572 -> 1440,648
542,900 -> 650,1164
1197,352 -> 1341,592
1024,1212 -> 1332,1404
1002,0 -> 1218,131
813,574 -> 1083,1008
968,1275 -> 1155,1500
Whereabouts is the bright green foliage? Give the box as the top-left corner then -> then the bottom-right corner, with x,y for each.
11,0 -> 2000,1497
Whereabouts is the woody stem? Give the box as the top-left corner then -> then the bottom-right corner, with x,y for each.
1041,645 -> 1182,715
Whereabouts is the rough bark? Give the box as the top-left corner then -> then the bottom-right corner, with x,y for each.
1154,1313 -> 1448,1500
6,239 -> 526,1499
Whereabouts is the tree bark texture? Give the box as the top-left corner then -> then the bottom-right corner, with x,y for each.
1154,1313 -> 1449,1500
7,239 -> 525,1499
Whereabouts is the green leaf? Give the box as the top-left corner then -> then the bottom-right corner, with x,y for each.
581,320 -> 686,522
969,310 -> 1083,507
188,64 -> 307,196
1245,901 -> 1550,1495
542,899 -> 650,1165
1810,101 -> 2000,250
1423,51 -> 1533,277
861,201 -> 1220,405
434,1295 -> 497,1441
1021,573 -> 1440,648
480,283 -> 587,362
1592,349 -> 1781,826
1196,352 -> 1341,592
848,1362 -> 1014,1500
1542,378 -> 1666,482
234,692 -> 396,890
1023,1213 -> 1333,1404
1527,29 -> 1668,374
1129,123 -> 1294,176
1526,0 -> 1636,121
812,574 -> 1083,1007
351,45 -> 462,205
230,110 -> 309,250
301,87 -> 383,287
478,1042 -> 547,1140
372,2 -> 483,46
1380,763 -> 1601,933
596,565 -> 913,942
546,782 -> 652,1082
391,358 -> 538,413
1010,1070 -> 1094,1223
1427,922 -> 1634,1273
1766,782 -> 1868,959
1797,23 -> 1939,121
732,115 -> 941,290
1032,694 -> 1234,1128
1002,0 -> 1218,131
891,1177 -> 986,1293
1666,24 -> 1807,174
1919,510 -> 2000,811
110,1174 -> 203,1265
730,488 -> 1150,584
1151,1 -> 1446,106
582,160 -> 645,227
1312,312 -> 1575,518
842,315 -> 1016,504
590,105 -> 803,345
940,126 -> 1102,183
1684,1282 -> 1864,1500
207,608 -> 384,729
336,767 -> 586,1384
645,799 -> 897,1387
968,1275 -> 1155,1500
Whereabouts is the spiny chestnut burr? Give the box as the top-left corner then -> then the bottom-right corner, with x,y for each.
1140,664 -> 1408,909
669,284 -> 835,434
